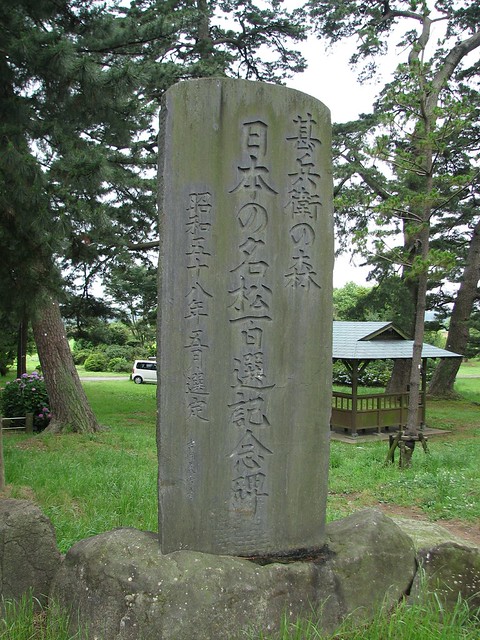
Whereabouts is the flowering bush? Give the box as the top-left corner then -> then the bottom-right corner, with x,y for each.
0,372 -> 51,432
333,360 -> 392,388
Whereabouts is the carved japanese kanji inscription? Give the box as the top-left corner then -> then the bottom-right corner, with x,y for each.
158,78 -> 333,556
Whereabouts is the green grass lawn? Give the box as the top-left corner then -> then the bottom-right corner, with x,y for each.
456,358 -> 480,377
3,380 -> 158,551
328,378 -> 480,523
1,368 -> 479,640
2,371 -> 479,551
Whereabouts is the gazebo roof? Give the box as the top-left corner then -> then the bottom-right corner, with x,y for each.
333,321 -> 462,361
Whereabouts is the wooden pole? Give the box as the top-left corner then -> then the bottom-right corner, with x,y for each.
0,417 -> 5,492
16,316 -> 28,379
351,362 -> 359,437
26,412 -> 34,434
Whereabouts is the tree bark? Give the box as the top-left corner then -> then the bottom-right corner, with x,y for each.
0,419 -> 5,492
32,295 -> 100,433
16,315 -> 28,378
404,251 -> 429,438
386,218 -> 419,394
427,356 -> 463,398
428,218 -> 480,396
386,359 -> 411,394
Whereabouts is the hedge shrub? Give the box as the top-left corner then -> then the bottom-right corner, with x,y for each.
104,344 -> 134,362
72,349 -> 93,365
83,353 -> 109,372
333,360 -> 392,388
107,357 -> 132,373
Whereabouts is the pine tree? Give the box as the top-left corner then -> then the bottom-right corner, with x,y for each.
308,1 -> 480,448
1,0 -> 307,432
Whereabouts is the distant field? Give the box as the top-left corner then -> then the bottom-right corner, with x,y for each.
456,359 -> 480,377
16,352 -> 480,383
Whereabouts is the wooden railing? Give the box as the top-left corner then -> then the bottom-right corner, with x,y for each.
1,413 -> 34,433
331,391 -> 425,437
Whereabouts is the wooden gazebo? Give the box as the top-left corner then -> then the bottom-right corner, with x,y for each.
331,321 -> 462,437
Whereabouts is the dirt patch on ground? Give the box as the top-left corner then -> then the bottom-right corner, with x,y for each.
376,503 -> 480,548
0,484 -> 37,501
13,437 -> 49,451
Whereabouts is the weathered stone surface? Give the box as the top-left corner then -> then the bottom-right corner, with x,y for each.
410,542 -> 480,610
391,516 -> 478,551
325,509 -> 417,621
390,516 -> 480,610
51,528 -> 336,640
50,509 -> 416,640
0,499 -> 62,606
157,78 -> 333,556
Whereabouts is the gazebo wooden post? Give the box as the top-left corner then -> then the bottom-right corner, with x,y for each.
351,361 -> 359,437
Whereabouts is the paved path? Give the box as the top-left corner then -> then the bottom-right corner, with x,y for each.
79,376 -> 130,381
456,374 -> 480,378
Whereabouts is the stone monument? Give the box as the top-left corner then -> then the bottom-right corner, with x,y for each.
157,78 -> 333,556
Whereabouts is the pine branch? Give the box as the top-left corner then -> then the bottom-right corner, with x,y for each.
126,240 -> 160,251
429,30 -> 480,110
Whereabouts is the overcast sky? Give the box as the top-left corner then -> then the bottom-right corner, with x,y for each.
288,40 -> 383,123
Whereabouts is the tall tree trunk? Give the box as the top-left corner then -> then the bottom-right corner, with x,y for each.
386,359 -> 411,394
32,295 -> 100,433
387,218 -> 419,394
427,355 -> 463,398
428,218 -> 480,397
404,255 -> 428,438
0,419 -> 5,492
399,232 -> 430,467
196,0 -> 214,60
16,314 -> 28,378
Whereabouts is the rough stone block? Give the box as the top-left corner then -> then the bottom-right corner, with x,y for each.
50,509 -> 416,639
0,499 -> 62,606
325,509 -> 417,621
392,516 -> 478,551
410,542 -> 480,610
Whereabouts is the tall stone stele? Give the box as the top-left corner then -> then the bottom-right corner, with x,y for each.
157,78 -> 333,557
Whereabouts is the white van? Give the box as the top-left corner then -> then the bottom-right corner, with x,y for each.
131,359 -> 157,384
